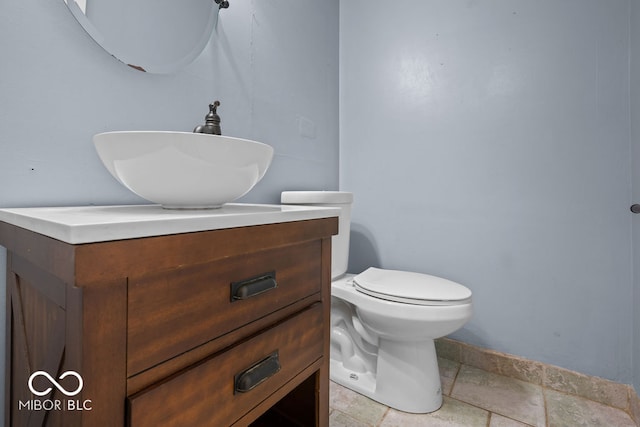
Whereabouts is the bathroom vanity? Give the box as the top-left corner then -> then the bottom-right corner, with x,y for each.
0,204 -> 338,426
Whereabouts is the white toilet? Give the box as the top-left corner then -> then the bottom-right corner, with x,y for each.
281,191 -> 473,413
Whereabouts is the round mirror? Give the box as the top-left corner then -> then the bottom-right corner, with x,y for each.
64,0 -> 219,73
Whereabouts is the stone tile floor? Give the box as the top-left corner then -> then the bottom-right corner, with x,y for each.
329,358 -> 637,427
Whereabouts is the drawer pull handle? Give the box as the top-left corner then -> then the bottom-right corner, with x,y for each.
231,272 -> 277,301
234,352 -> 281,393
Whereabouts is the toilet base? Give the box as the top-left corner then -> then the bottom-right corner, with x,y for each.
330,338 -> 443,413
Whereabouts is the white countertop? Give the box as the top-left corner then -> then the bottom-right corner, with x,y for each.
0,203 -> 340,244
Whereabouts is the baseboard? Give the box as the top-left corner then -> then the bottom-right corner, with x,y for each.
435,337 -> 640,425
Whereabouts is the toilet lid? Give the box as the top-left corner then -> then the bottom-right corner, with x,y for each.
352,267 -> 472,306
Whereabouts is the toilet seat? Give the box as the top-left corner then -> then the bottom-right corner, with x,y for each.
353,267 -> 472,306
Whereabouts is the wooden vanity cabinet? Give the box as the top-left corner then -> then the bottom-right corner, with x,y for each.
0,217 -> 337,427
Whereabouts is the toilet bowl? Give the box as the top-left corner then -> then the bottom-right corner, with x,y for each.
281,191 -> 473,413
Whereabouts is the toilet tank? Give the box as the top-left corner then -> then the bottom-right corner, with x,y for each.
281,191 -> 353,279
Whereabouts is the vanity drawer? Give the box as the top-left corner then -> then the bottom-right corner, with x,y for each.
128,304 -> 323,427
127,240 -> 322,375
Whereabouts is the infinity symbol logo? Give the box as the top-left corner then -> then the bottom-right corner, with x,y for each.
28,371 -> 83,397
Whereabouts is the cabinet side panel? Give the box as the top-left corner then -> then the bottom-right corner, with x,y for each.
318,236 -> 332,427
0,222 -> 76,285
6,254 -> 71,426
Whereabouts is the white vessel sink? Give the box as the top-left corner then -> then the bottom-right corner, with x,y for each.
94,131 -> 274,209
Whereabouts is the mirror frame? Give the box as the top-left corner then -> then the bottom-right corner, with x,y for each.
64,0 -> 220,73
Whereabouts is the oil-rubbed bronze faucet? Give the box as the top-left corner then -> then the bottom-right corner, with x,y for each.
194,101 -> 222,135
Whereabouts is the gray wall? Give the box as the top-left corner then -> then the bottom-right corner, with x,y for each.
0,0 -> 338,209
0,0 -> 339,419
632,0 -> 640,394
340,0 -> 634,383
2,0 -> 640,409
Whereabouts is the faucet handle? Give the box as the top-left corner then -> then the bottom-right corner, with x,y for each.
194,100 -> 222,135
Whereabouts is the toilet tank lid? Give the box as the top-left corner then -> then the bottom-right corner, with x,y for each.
353,267 -> 472,303
281,191 -> 353,204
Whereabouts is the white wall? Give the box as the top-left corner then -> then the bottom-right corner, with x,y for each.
340,0 -> 633,383
0,0 -> 339,419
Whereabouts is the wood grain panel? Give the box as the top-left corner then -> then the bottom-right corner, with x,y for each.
127,240 -> 321,375
128,304 -> 324,427
67,280 -> 128,426
6,259 -> 68,426
0,222 -> 76,285
75,219 -> 337,284
0,216 -> 337,426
